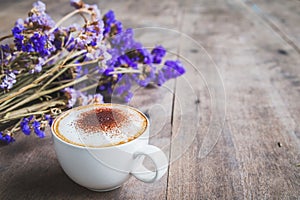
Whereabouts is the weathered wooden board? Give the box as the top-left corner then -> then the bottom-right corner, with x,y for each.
249,0 -> 300,52
0,0 -> 300,199
167,0 -> 300,199
0,0 -> 180,199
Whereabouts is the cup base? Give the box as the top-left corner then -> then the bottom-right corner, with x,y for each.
87,185 -> 122,192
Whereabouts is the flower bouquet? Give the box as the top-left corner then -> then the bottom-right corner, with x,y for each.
0,0 -> 185,144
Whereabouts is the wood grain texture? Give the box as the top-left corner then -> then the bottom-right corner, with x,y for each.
167,0 -> 300,199
0,0 -> 180,199
249,0 -> 300,52
1,0 -> 300,199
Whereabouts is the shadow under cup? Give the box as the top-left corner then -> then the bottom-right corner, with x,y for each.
51,103 -> 168,192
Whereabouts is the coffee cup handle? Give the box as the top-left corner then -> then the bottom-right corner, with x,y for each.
131,145 -> 168,183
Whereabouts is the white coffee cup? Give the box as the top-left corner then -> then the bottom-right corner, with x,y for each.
51,103 -> 168,192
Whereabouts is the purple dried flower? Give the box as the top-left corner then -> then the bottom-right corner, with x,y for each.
114,74 -> 131,96
0,45 -> 12,66
0,132 -> 15,144
103,68 -> 114,76
110,29 -> 141,53
86,4 -> 101,19
0,71 -> 17,90
45,114 -> 53,126
20,117 -> 32,135
84,44 -> 107,61
70,0 -> 83,9
136,48 -> 152,64
134,65 -> 156,87
82,93 -> 104,105
155,70 -> 166,86
104,10 -> 115,24
107,29 -> 143,68
115,55 -> 137,68
33,1 -> 46,13
162,60 -> 185,79
29,32 -> 52,56
65,37 -> 75,51
64,87 -> 104,107
151,45 -> 166,64
64,88 -> 78,108
25,1 -> 55,29
114,21 -> 122,34
12,16 -> 55,63
75,63 -> 83,78
71,19 -> 104,52
98,81 -> 113,94
11,26 -> 23,36
123,91 -> 133,103
32,121 -> 45,138
30,57 -> 46,73
103,10 -> 122,37
91,93 -> 104,104
12,21 -> 25,51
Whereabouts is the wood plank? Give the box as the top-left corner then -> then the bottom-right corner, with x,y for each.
167,0 -> 300,198
1,0 -> 300,199
242,0 -> 300,52
0,0 -> 182,199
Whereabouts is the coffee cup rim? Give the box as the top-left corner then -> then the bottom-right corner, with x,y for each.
51,103 -> 149,150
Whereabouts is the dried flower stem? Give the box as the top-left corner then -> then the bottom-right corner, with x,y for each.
0,94 -> 31,112
64,56 -> 103,67
0,34 -> 13,42
49,8 -> 92,33
11,119 -> 22,133
1,100 -> 65,122
43,49 -> 64,66
79,83 -> 98,92
37,50 -> 80,92
0,50 -> 85,104
0,83 -> 37,104
0,77 -> 36,109
32,50 -> 81,84
0,111 -> 50,123
5,75 -> 88,113
108,68 -> 141,75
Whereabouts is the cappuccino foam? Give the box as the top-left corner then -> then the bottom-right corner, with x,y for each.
54,104 -> 147,147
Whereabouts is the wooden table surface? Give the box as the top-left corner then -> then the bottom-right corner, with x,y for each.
1,0 -> 300,199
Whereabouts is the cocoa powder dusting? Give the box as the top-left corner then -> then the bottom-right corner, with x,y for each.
76,107 -> 126,133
